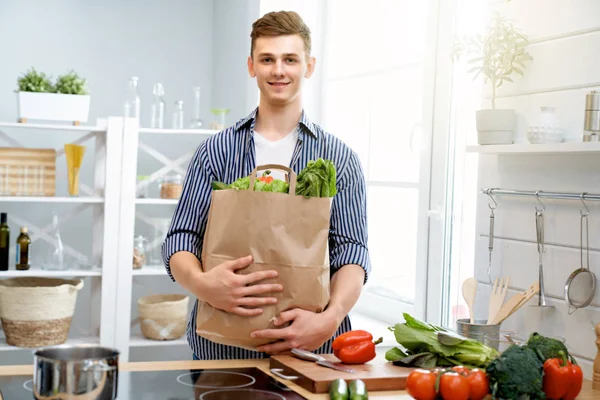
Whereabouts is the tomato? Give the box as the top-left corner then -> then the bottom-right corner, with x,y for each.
466,369 -> 490,400
451,366 -> 469,375
439,372 -> 470,400
406,369 -> 437,400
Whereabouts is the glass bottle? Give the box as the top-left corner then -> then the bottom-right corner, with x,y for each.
133,235 -> 147,269
190,86 -> 204,128
172,101 -> 184,129
0,213 -> 9,271
16,226 -> 31,271
124,76 -> 141,120
150,83 -> 165,128
42,214 -> 66,271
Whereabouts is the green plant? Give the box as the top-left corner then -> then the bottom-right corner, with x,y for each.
16,67 -> 53,93
452,12 -> 533,109
54,71 -> 88,95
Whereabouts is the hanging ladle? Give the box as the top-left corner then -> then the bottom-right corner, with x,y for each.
532,191 -> 553,308
564,193 -> 597,314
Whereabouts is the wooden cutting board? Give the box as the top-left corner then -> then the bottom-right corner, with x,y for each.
269,354 -> 414,393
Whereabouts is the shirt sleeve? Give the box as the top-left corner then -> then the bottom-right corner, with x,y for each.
161,142 -> 215,281
328,151 -> 371,283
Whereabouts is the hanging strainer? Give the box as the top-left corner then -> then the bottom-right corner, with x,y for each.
564,196 -> 597,314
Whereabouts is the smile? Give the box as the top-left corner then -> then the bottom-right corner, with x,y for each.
268,82 -> 290,86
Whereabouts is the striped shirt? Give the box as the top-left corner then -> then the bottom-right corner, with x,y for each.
161,107 -> 371,360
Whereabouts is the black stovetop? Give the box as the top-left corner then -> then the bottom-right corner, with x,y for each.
0,367 -> 307,399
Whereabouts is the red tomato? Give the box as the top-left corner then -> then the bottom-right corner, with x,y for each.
406,369 -> 437,400
439,372 -> 470,400
466,369 -> 490,400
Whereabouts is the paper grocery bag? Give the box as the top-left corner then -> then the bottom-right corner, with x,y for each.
197,164 -> 332,350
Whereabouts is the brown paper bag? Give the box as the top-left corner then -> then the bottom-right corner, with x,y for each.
197,164 -> 332,350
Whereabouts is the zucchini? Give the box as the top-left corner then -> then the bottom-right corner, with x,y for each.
348,379 -> 368,400
329,378 -> 349,400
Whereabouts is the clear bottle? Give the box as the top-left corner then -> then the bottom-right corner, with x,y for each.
189,86 -> 204,128
43,214 -> 66,271
150,83 -> 165,128
124,77 -> 141,120
172,100 -> 184,129
0,213 -> 9,271
16,226 -> 31,271
133,235 -> 147,269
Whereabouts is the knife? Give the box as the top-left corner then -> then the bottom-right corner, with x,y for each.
291,348 -> 356,373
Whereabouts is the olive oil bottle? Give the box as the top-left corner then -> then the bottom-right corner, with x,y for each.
16,226 -> 31,271
0,213 -> 9,271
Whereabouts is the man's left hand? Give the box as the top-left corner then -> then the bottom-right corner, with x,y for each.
251,308 -> 340,354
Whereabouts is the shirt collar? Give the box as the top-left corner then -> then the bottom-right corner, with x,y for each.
235,107 -> 320,139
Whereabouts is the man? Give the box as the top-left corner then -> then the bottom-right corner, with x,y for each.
162,10 -> 370,360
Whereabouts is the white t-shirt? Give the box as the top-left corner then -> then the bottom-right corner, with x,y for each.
253,128 -> 298,181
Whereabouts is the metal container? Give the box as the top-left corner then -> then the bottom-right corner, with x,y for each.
33,344 -> 119,400
584,90 -> 600,132
456,318 -> 501,350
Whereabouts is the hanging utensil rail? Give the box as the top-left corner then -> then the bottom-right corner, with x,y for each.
482,188 -> 600,202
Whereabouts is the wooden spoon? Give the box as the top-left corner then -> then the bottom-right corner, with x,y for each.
462,278 -> 478,324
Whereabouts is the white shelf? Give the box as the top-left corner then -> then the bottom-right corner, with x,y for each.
466,142 -> 600,155
0,267 -> 102,277
0,336 -> 99,351
0,121 -> 106,133
0,196 -> 104,203
138,127 -> 219,135
135,198 -> 178,205
129,333 -> 187,347
132,266 -> 167,276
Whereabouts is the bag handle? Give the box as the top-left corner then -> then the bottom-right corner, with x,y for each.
249,164 -> 297,195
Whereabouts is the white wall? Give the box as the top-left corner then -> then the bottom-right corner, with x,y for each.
469,0 -> 600,378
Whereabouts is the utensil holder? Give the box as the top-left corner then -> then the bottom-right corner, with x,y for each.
456,318 -> 501,350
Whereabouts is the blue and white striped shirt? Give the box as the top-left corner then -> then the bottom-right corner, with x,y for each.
162,107 -> 371,360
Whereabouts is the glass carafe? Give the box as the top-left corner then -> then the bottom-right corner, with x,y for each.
172,101 -> 184,129
190,86 -> 204,128
150,83 -> 165,128
42,214 -> 66,271
124,77 -> 141,120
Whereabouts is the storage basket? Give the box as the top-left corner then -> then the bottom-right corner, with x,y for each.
138,294 -> 188,341
0,277 -> 84,348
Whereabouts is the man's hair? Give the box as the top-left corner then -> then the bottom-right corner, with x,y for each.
250,11 -> 311,58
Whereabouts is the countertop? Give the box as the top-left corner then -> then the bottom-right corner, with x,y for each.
0,359 -> 597,399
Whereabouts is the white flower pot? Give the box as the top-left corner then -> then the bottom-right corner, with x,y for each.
17,92 -> 91,123
475,109 -> 516,145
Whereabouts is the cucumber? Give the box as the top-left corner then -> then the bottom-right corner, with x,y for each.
329,378 -> 349,400
348,379 -> 368,400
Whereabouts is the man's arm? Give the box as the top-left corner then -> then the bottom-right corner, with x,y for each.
323,264 -> 366,327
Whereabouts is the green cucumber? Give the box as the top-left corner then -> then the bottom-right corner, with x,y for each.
329,378 -> 348,400
348,379 -> 368,400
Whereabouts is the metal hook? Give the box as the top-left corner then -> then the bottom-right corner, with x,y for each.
580,192 -> 590,216
535,191 -> 545,212
487,190 -> 498,213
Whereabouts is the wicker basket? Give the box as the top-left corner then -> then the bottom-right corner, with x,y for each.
138,294 -> 188,341
0,277 -> 84,348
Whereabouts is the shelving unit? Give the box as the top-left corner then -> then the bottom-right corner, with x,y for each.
466,142 -> 600,155
129,332 -> 187,348
0,118 -> 124,362
132,265 -> 168,276
135,198 -> 178,205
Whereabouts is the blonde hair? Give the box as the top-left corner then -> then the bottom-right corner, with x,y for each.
250,11 -> 311,58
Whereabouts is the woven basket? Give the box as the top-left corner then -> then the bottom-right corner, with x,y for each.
138,294 -> 188,341
0,277 -> 84,348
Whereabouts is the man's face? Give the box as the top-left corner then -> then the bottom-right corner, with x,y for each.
248,34 -> 315,106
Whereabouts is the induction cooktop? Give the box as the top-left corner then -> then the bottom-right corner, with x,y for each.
0,367 -> 307,399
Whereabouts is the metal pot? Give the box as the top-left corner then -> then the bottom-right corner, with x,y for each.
33,344 -> 119,400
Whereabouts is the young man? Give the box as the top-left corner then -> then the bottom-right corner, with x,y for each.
162,10 -> 371,360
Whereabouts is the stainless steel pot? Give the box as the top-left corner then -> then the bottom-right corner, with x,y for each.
33,344 -> 119,400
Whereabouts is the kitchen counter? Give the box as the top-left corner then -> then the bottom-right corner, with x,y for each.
0,359 -> 597,399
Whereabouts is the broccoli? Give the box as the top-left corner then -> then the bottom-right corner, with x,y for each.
485,344 -> 545,400
526,332 -> 574,364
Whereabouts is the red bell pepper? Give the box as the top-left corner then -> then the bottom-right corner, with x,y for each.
542,351 -> 583,400
332,330 -> 383,364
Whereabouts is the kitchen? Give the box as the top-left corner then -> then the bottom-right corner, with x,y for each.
0,0 -> 600,399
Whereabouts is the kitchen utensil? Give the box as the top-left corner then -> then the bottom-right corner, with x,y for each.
462,277 -> 477,323
33,343 -> 119,400
565,197 -> 596,314
491,282 -> 540,325
291,348 -> 355,373
270,354 -> 413,393
584,90 -> 600,135
456,318 -> 501,348
487,276 -> 510,325
532,197 -> 553,308
487,191 -> 497,284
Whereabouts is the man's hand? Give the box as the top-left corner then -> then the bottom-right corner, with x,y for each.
251,308 -> 341,354
196,255 -> 283,317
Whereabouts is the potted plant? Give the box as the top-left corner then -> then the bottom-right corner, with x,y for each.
453,12 -> 533,145
16,68 -> 91,125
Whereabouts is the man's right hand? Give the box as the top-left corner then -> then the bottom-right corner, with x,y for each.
195,255 -> 283,317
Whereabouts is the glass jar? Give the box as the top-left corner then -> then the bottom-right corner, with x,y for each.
158,174 -> 183,199
136,175 -> 150,198
133,235 -> 148,269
